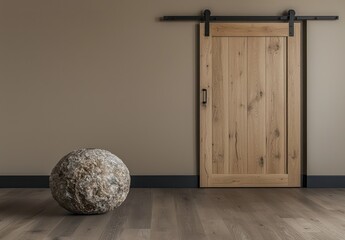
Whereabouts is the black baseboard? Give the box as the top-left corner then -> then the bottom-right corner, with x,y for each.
1,175 -> 345,188
131,175 -> 198,188
0,176 -> 49,188
306,175 -> 345,188
0,175 -> 199,188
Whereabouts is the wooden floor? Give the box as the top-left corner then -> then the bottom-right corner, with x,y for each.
1,188 -> 345,240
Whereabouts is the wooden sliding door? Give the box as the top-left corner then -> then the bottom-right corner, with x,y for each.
200,23 -> 301,187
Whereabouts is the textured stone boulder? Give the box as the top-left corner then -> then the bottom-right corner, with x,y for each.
50,149 -> 130,214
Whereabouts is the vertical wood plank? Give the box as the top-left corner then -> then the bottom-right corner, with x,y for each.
200,23 -> 213,187
212,37 -> 229,174
228,37 -> 248,174
247,37 -> 266,174
288,23 -> 301,186
265,37 -> 286,174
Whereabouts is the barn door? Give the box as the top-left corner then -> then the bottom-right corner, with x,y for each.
200,23 -> 301,187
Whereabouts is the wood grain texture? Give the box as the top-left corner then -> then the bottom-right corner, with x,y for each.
125,189 -> 152,229
71,206 -> 113,239
194,189 -> 231,239
200,23 -> 213,187
99,192 -> 131,240
247,37 -> 266,174
175,189 -> 207,240
208,174 -> 288,187
200,23 -> 301,187
150,189 -> 179,240
212,37 -> 229,174
17,203 -> 65,240
2,189 -> 345,239
287,23 -> 301,187
211,23 -> 289,37
47,213 -> 85,239
265,37 -> 286,174
228,37 -> 248,174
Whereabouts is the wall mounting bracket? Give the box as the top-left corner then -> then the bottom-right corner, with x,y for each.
162,9 -> 339,37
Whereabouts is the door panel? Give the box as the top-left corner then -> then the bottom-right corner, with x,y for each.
200,23 -> 301,187
212,37 -> 229,174
247,37 -> 266,174
265,37 -> 286,174
228,37 -> 248,174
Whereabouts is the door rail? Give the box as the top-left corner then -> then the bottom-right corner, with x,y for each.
161,9 -> 339,37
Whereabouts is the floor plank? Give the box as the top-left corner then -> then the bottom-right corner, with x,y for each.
150,189 -> 179,240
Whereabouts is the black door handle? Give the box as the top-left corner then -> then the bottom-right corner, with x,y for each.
202,89 -> 207,105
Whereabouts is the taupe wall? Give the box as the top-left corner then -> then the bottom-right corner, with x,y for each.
0,0 -> 344,175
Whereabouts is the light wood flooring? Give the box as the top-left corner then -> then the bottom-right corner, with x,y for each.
1,188 -> 345,239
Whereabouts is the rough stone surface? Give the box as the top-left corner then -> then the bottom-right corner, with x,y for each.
50,148 -> 130,214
